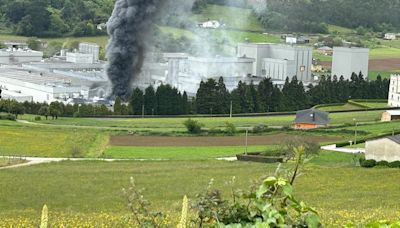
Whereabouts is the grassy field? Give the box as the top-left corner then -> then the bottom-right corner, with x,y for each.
192,4 -> 264,32
317,103 -> 361,112
0,157 -> 25,168
369,70 -> 399,80
358,102 -> 388,109
0,121 -> 108,158
370,47 -> 400,59
317,101 -> 387,112
21,110 -> 384,131
105,145 -> 276,160
327,25 -> 354,35
0,155 -> 399,226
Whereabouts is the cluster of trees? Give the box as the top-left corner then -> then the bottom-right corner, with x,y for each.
0,99 -> 112,119
127,84 -> 190,116
0,0 -> 113,37
194,74 -> 390,114
0,73 -> 390,118
257,0 -> 400,33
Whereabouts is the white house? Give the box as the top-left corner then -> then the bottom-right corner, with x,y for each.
388,75 -> 400,107
384,33 -> 397,40
381,110 -> 400,122
199,20 -> 221,29
366,135 -> 400,162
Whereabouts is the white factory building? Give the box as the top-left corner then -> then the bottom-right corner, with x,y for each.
332,47 -> 369,80
65,42 -> 100,64
0,48 -> 43,65
132,43 -> 314,96
133,53 -> 260,96
388,75 -> 400,107
237,43 -> 313,82
167,55 -> 258,95
0,68 -> 88,103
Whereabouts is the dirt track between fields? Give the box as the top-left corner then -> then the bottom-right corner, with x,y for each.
110,134 -> 341,147
321,58 -> 400,71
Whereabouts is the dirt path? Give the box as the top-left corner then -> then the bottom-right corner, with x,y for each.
0,156 -> 237,170
110,134 -> 341,147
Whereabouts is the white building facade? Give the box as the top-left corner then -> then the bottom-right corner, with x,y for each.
332,47 -> 369,80
0,49 -> 43,64
161,54 -> 257,96
0,68 -> 89,103
237,43 -> 313,82
388,74 -> 400,107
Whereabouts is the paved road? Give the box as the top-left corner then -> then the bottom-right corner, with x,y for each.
0,156 -> 237,170
321,145 -> 365,154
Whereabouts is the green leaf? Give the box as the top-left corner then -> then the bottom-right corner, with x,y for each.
305,213 -> 321,228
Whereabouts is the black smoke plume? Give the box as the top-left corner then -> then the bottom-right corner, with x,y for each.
106,0 -> 161,100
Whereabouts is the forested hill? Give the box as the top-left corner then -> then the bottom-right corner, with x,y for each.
0,0 -> 114,37
256,0 -> 400,33
0,0 -> 399,37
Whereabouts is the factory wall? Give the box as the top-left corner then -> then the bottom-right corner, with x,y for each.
237,43 -> 312,82
332,47 -> 369,80
0,77 -> 86,103
0,51 -> 43,64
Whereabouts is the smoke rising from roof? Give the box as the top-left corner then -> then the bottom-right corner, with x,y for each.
106,0 -> 266,99
106,0 -> 162,100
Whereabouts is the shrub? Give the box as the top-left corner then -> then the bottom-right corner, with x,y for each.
73,111 -> 81,118
183,119 -> 203,134
376,161 -> 389,167
252,124 -> 267,134
70,145 -> 83,158
0,113 -> 16,121
388,161 -> 400,168
35,116 -> 42,121
361,159 -> 376,168
224,122 -> 236,135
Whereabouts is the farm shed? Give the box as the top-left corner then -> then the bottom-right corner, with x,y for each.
381,110 -> 400,122
294,109 -> 330,129
365,135 -> 400,162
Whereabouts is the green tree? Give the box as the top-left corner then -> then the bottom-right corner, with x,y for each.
144,86 -> 157,115
38,105 -> 50,120
130,88 -> 144,115
114,97 -> 122,115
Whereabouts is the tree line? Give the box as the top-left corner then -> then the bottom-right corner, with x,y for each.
0,73 -> 390,118
194,73 -> 389,114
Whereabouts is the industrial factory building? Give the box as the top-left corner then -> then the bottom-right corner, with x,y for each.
237,43 -> 313,82
136,43 -> 314,96
332,47 -> 369,80
65,42 -> 100,64
157,53 -> 261,96
0,49 -> 43,65
0,68 -> 88,103
388,74 -> 400,107
0,62 -> 109,104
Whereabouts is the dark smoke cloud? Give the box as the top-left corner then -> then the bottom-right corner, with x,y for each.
106,0 -> 162,100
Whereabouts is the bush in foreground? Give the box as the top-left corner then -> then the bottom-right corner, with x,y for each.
0,113 -> 16,121
183,119 -> 203,134
361,159 -> 377,168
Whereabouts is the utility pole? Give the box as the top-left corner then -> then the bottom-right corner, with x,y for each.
142,105 -> 145,118
230,101 -> 233,118
354,120 -> 358,145
245,129 -> 249,155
